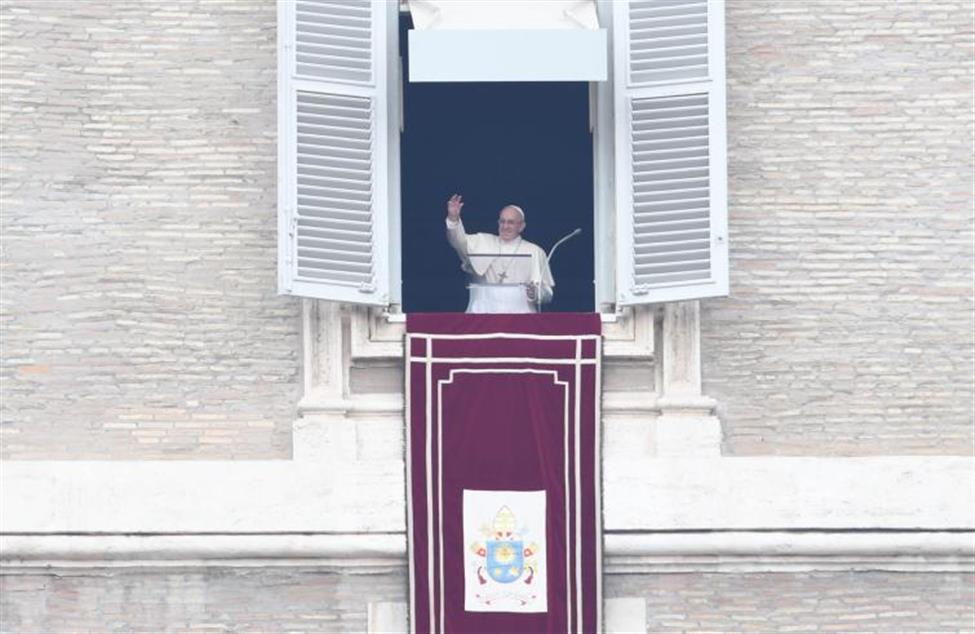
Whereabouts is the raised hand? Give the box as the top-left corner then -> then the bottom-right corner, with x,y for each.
446,193 -> 464,221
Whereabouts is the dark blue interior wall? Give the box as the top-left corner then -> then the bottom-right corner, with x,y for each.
399,17 -> 595,313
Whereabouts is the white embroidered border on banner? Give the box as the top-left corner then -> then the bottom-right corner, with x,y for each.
439,369 -> 566,624
406,332 -> 603,634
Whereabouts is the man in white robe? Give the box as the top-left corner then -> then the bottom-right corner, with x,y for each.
445,193 -> 555,313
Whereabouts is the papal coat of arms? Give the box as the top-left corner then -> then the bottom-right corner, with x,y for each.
468,504 -> 542,608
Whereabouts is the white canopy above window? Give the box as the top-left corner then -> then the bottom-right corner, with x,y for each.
407,0 -> 599,30
406,0 -> 607,82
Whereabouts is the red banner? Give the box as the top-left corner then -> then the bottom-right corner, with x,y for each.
406,314 -> 602,633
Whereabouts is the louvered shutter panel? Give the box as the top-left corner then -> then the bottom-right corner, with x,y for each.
278,0 -> 391,305
613,0 -> 728,305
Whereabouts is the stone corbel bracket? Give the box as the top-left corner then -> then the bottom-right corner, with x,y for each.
655,301 -> 722,456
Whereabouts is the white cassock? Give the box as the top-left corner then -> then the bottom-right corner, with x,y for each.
446,218 -> 555,314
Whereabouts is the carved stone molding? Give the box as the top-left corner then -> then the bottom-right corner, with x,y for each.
655,301 -> 722,456
4,531 -> 970,573
602,306 -> 656,359
345,304 -> 657,363
300,302 -> 660,412
349,305 -> 405,360
299,302 -> 724,457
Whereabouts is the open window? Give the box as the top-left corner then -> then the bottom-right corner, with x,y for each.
277,0 -> 728,312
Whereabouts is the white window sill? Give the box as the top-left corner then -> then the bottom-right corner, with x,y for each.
351,305 -> 652,361
381,310 -> 624,324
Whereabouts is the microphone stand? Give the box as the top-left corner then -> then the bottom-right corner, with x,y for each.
537,228 -> 583,312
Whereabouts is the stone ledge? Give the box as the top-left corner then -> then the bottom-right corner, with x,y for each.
296,390 -> 660,417
3,457 -> 971,534
346,305 -> 657,362
2,531 -> 970,573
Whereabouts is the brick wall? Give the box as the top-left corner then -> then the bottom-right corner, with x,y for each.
0,1 -> 299,459
3,1 -> 972,460
607,571 -> 975,632
0,568 -> 407,633
3,569 -> 971,633
703,0 -> 975,455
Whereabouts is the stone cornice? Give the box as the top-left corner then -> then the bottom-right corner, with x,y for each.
296,390 -> 660,417
3,531 -> 971,573
3,457 -> 971,534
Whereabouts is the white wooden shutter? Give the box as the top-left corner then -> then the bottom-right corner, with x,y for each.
278,0 -> 391,305
613,0 -> 728,305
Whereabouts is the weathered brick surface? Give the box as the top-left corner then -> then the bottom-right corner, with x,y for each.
0,567 -> 407,633
606,571 -> 975,633
2,569 -> 971,633
0,1 -> 299,459
3,1 -> 972,461
703,1 -> 975,455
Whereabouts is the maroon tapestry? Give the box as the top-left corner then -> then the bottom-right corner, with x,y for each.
406,313 -> 602,634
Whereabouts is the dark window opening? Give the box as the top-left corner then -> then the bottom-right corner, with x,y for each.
399,15 -> 595,313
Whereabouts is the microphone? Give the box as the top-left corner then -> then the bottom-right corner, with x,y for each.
532,228 -> 582,313
547,228 -> 583,263
534,228 -> 582,313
